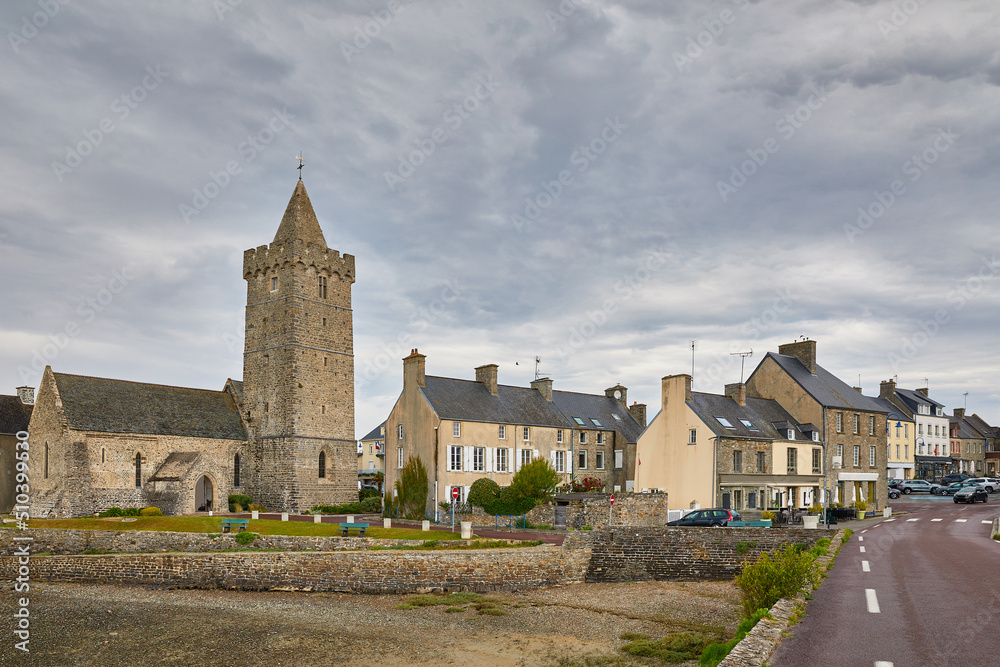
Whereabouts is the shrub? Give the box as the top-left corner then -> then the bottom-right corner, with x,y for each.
734,544 -> 820,617
139,507 -> 162,517
393,455 -> 429,520
735,540 -> 756,556
229,494 -> 253,513
698,608 -> 769,666
360,496 -> 382,513
760,510 -> 776,521
122,507 -> 141,517
622,632 -> 714,662
99,507 -> 124,518
235,531 -> 256,545
509,458 -> 559,502
248,503 -> 266,512
557,476 -> 606,493
359,487 -> 379,502
311,503 -> 362,515
468,478 -> 501,509
232,503 -> 243,513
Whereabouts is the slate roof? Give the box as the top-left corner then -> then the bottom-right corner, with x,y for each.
53,372 -> 247,440
965,413 -> 998,439
952,418 -> 986,440
753,352 -> 888,413
360,421 -> 386,442
893,388 -> 945,414
0,395 -> 32,435
688,392 -> 816,442
871,397 -> 912,422
147,452 -> 201,482
419,376 -> 644,443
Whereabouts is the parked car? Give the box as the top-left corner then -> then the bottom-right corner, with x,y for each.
940,474 -> 971,486
888,479 -> 903,489
898,479 -> 940,494
667,509 -> 742,527
936,481 -> 985,496
953,486 -> 988,504
889,487 -> 901,499
964,478 -> 996,493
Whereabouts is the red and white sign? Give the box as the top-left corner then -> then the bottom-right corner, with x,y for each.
452,487 -> 460,500
610,493 -> 615,506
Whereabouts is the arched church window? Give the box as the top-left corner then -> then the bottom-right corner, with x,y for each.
319,451 -> 326,479
135,453 -> 142,488
234,453 -> 241,487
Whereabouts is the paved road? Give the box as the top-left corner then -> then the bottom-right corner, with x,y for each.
773,496 -> 1000,667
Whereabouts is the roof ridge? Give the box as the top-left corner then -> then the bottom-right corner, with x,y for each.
53,371 -> 228,395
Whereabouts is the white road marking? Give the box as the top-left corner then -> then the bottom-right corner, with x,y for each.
866,589 -> 880,613
931,518 -> 943,522
860,546 -> 866,553
907,518 -> 920,522
956,519 -> 967,523
884,518 -> 895,522
875,662 -> 894,667
862,560 -> 870,572
858,536 -> 864,542
983,520 -> 993,524
861,529 -> 867,533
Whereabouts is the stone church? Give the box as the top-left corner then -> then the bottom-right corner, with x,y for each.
28,180 -> 358,516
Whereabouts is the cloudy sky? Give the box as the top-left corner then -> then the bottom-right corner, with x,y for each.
3,0 -> 1000,436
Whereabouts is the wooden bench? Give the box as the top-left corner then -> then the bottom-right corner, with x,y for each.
339,522 -> 369,537
221,518 -> 249,533
728,520 -> 772,528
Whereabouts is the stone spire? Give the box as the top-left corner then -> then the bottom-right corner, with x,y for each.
272,180 -> 327,248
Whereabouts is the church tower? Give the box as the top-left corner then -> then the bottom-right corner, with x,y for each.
242,180 -> 356,511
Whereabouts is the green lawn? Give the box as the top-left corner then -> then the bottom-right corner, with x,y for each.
27,516 -> 464,540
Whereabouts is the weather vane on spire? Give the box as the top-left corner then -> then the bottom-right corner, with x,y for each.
295,151 -> 304,180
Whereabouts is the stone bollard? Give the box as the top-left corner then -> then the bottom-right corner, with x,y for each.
883,507 -> 892,518
422,520 -> 430,531
461,521 -> 472,539
346,515 -> 354,523
251,511 -> 259,520
281,512 -> 289,522
383,518 -> 391,529
314,514 -> 323,523
802,515 -> 819,529
208,511 -> 213,517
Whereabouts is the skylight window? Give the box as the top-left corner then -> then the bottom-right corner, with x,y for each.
739,419 -> 758,430
591,418 -> 602,427
573,417 -> 585,426
612,414 -> 622,421
716,417 -> 735,429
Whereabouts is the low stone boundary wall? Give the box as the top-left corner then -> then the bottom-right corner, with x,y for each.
0,528 -> 435,556
580,527 -> 836,582
442,493 -> 669,530
0,545 -> 586,594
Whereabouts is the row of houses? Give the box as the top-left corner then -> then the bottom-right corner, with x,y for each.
372,339 -> 999,516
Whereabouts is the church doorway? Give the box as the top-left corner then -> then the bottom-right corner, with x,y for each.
195,475 -> 214,512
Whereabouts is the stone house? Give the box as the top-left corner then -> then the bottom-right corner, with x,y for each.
635,374 -> 824,513
950,409 -> 989,475
358,420 -> 386,487
745,340 -> 889,509
962,412 -> 999,476
27,180 -> 358,516
872,396 -> 915,481
0,387 -> 34,513
384,350 -> 645,514
878,380 -> 951,480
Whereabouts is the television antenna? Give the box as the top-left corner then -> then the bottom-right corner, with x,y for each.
964,392 -> 969,410
730,350 -> 753,383
534,356 -> 542,380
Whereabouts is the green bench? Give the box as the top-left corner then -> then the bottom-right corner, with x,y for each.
221,518 -> 249,533
728,520 -> 772,528
339,522 -> 369,537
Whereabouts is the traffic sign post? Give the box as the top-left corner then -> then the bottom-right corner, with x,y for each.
609,493 -> 615,526
451,486 -> 459,533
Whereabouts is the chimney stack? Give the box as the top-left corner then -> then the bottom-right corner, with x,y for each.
916,387 -> 929,397
605,385 -> 628,408
16,386 -> 34,406
662,374 -> 692,407
403,349 -> 426,389
778,340 -> 817,375
879,379 -> 896,400
724,382 -> 747,407
954,408 -> 965,420
629,402 -> 647,428
475,364 -> 498,396
531,377 -> 553,402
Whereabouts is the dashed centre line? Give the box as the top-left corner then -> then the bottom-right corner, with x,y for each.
983,520 -> 993,524
858,536 -> 864,542
866,589 -> 880,613
862,560 -> 870,572
860,546 -> 866,553
906,518 -> 920,522
875,662 -> 894,667
931,518 -> 943,522
884,518 -> 895,522
956,519 -> 967,523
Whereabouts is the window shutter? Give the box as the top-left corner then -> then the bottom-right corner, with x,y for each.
508,448 -> 513,473
486,447 -> 494,473
565,451 -> 572,474
445,485 -> 452,502
534,449 -> 539,460
550,450 -> 556,467
465,446 -> 473,472
464,486 -> 471,503
513,449 -> 520,472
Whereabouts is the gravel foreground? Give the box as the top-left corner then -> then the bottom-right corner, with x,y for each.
1,580 -> 741,666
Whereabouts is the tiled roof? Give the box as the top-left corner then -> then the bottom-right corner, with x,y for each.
688,392 -> 815,441
53,372 -> 247,440
360,420 -> 386,442
0,395 -> 32,435
419,377 -> 644,443
753,352 -> 889,413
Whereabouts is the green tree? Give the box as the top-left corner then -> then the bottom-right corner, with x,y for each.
393,455 -> 429,519
509,457 -> 559,502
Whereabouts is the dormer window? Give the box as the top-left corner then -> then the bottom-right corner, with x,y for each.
787,429 -> 795,440
812,431 -> 819,442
